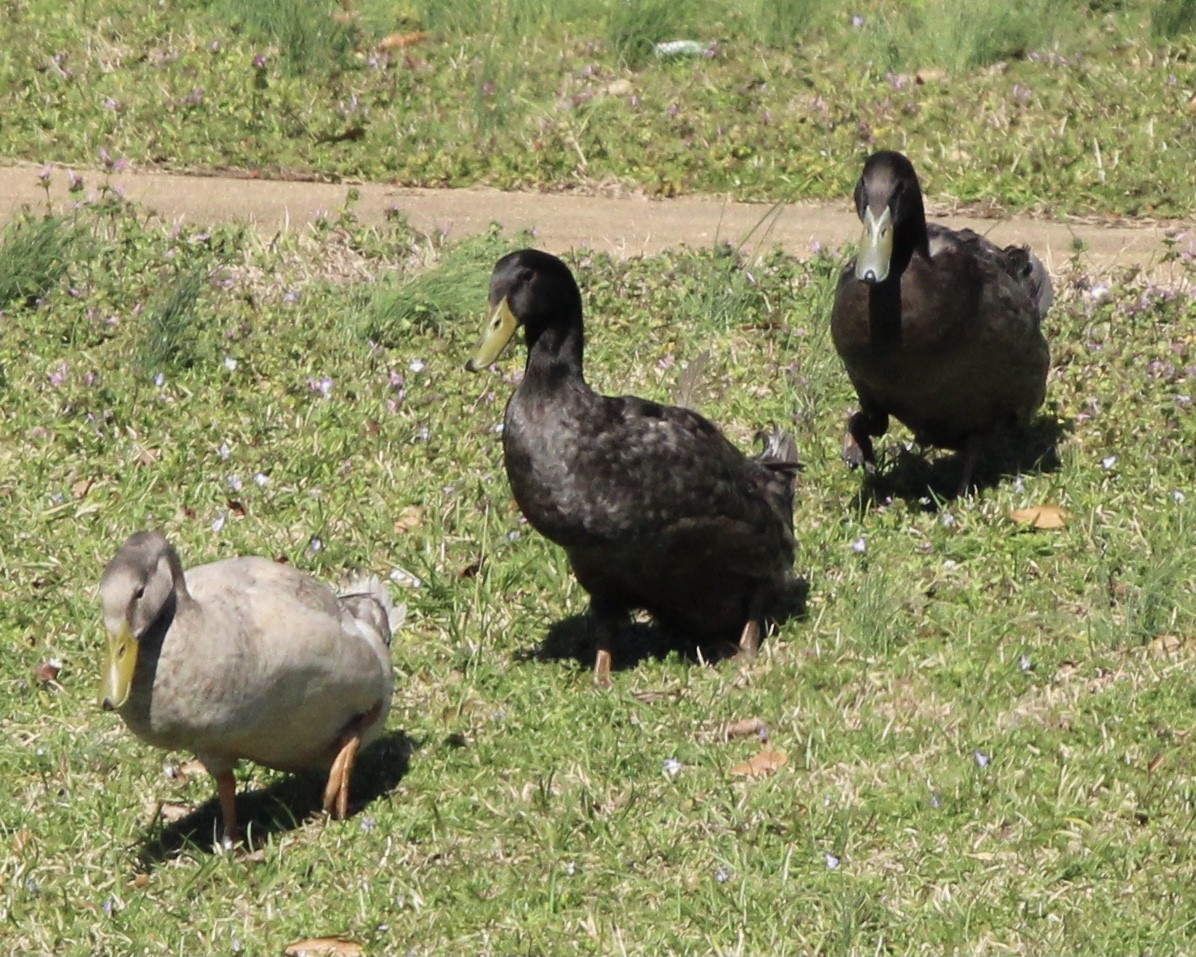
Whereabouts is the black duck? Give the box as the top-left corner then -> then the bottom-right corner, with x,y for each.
831,150 -> 1052,495
466,249 -> 799,684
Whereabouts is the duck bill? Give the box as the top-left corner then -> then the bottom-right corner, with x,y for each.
100,623 -> 138,711
465,298 -> 519,372
854,206 -> 893,284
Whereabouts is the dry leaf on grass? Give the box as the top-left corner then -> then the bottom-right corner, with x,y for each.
1145,633 -> 1192,657
378,31 -> 428,51
1010,504 -> 1071,529
285,937 -> 365,957
34,660 -> 62,683
71,477 -> 94,499
157,801 -> 194,823
729,748 -> 787,779
394,505 -> 424,533
176,759 -> 208,779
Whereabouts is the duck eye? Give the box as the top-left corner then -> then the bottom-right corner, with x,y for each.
133,585 -> 145,600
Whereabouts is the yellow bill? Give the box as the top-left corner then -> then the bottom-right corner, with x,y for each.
854,205 -> 894,284
100,622 -> 138,711
465,298 -> 519,372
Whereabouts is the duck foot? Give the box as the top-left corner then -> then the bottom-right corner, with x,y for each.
323,702 -> 382,819
843,409 -> 888,473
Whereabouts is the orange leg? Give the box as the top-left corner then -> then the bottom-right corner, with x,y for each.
323,702 -> 382,819
215,770 -> 241,847
592,618 -> 616,689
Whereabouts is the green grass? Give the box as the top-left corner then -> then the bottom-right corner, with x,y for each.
0,0 -> 1193,214
0,181 -> 1193,953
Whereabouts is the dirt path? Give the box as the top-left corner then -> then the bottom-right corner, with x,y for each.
1,162 -> 1190,281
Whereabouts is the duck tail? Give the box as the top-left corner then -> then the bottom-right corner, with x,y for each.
340,575 -> 407,647
753,427 -> 801,522
1004,245 -> 1054,322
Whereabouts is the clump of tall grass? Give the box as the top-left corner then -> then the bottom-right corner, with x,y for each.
1152,0 -> 1196,38
860,0 -> 1078,72
607,0 -> 693,67
211,0 -> 357,75
363,229 -> 522,346
141,267 -> 210,376
751,0 -> 824,50
0,215 -> 85,308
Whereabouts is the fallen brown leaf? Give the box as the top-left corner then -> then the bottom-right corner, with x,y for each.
378,30 -> 428,51
227,499 -> 247,517
722,717 -> 766,741
158,801 -> 194,823
176,759 -> 208,779
128,873 -> 150,889
729,748 -> 788,779
285,938 -> 365,957
457,558 -> 483,579
34,660 -> 62,683
71,477 -> 94,499
1145,633 -> 1191,658
12,828 -> 32,854
394,505 -> 424,533
1148,753 -> 1166,774
1010,504 -> 1071,529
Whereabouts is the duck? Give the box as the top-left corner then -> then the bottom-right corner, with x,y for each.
98,530 -> 400,845
831,150 -> 1053,495
465,249 -> 799,685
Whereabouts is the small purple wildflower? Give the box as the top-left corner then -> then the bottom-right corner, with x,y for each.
1011,83 -> 1032,105
663,757 -> 682,781
825,852 -> 841,869
851,14 -> 865,27
68,170 -> 84,193
212,513 -> 227,533
226,474 -> 243,492
973,749 -> 990,768
714,865 -> 731,883
850,536 -> 867,554
282,289 -> 299,303
408,359 -> 426,373
308,536 -> 324,554
308,376 -> 334,399
218,441 -> 232,460
253,53 -> 268,70
1101,455 -> 1117,470
37,164 -> 53,184
253,472 -> 270,487
48,361 -> 69,387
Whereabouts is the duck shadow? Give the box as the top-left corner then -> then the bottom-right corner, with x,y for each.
854,414 -> 1069,511
134,729 -> 416,869
516,578 -> 810,675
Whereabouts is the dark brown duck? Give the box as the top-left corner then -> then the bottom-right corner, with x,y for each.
466,249 -> 799,685
831,150 -> 1053,495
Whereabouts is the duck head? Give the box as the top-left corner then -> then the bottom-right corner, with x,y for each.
853,150 -> 929,284
466,249 -> 584,371
98,531 -> 181,710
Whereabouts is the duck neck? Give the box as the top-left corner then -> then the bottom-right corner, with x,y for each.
523,313 -> 585,388
864,268 -> 907,348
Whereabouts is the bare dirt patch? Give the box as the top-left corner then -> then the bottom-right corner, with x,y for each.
1,162 -> 1190,282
